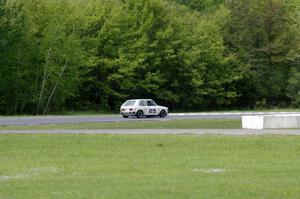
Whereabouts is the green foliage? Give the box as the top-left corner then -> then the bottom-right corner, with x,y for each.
0,0 -> 85,114
0,0 -> 29,114
79,0 -> 241,110
0,0 -> 300,114
176,0 -> 224,11
224,0 -> 300,108
287,67 -> 300,107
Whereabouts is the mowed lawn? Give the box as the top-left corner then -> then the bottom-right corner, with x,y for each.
1,134 -> 300,199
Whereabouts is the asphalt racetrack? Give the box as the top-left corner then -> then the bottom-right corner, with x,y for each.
0,112 -> 299,126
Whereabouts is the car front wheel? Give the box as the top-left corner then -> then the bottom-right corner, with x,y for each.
159,110 -> 167,118
122,115 -> 129,118
136,110 -> 144,118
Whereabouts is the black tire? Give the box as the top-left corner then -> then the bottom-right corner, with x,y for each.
136,110 -> 144,118
159,110 -> 167,118
122,115 -> 129,118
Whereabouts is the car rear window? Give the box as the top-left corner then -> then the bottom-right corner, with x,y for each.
123,100 -> 136,106
139,100 -> 146,106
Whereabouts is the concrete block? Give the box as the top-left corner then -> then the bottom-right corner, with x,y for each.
242,116 -> 264,129
242,114 -> 300,129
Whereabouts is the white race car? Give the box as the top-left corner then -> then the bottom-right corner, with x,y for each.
120,99 -> 168,118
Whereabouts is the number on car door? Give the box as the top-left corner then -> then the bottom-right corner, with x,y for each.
147,100 -> 157,115
149,108 -> 156,114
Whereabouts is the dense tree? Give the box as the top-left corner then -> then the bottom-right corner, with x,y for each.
77,0 -> 241,111
0,0 -> 85,114
0,0 -> 299,115
26,0 -> 85,114
176,0 -> 224,11
0,0 -> 29,114
224,0 -> 300,108
287,67 -> 300,106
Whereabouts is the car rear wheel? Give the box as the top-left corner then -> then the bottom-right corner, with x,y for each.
159,110 -> 167,118
136,110 -> 144,118
122,115 -> 129,118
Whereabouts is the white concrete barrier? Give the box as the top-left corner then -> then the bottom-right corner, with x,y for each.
242,114 -> 300,129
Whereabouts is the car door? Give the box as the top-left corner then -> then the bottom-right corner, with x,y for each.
138,100 -> 148,115
146,100 -> 157,116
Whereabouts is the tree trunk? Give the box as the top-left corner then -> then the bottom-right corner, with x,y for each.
43,59 -> 69,115
36,47 -> 52,115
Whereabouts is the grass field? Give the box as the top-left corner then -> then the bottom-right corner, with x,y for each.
1,134 -> 300,199
0,119 -> 241,130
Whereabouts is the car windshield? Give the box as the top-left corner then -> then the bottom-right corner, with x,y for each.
123,100 -> 136,106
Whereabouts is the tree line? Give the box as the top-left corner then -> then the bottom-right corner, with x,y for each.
0,0 -> 300,115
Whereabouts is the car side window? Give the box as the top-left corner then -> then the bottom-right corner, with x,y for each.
139,100 -> 146,106
147,100 -> 156,106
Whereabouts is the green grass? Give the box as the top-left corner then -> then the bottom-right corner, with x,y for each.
1,134 -> 300,199
0,119 -> 241,130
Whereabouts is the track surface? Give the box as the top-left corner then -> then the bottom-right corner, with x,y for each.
0,112 -> 299,126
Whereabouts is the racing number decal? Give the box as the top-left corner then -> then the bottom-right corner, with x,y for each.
149,109 -> 156,114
